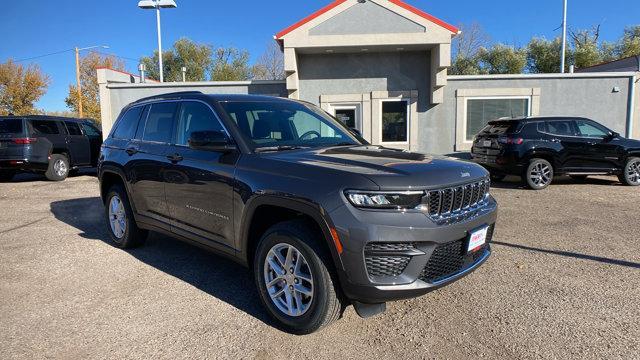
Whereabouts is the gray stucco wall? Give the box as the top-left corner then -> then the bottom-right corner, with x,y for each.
107,82 -> 286,123
309,0 -> 425,35
424,74 -> 635,154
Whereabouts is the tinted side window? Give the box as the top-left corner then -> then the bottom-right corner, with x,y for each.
81,123 -> 100,136
175,101 -> 224,146
576,120 -> 608,138
113,106 -> 143,139
30,120 -> 60,135
546,121 -> 576,136
143,102 -> 178,143
65,121 -> 82,135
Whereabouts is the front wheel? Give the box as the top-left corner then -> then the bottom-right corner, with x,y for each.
253,220 -> 343,334
618,157 -> 640,186
524,158 -> 553,190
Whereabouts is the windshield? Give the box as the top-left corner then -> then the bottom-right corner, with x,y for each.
218,100 -> 362,151
0,118 -> 24,135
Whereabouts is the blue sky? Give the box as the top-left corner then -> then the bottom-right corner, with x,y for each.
1,0 -> 639,112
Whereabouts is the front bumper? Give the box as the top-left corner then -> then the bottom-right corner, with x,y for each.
329,197 -> 498,303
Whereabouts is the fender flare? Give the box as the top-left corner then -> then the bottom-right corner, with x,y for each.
98,164 -> 132,203
238,194 -> 344,270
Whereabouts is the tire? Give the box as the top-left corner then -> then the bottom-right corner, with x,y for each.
490,172 -> 506,182
104,184 -> 148,248
618,157 -> 640,186
0,170 -> 15,182
569,175 -> 588,181
45,154 -> 70,181
253,220 -> 343,334
524,158 -> 554,190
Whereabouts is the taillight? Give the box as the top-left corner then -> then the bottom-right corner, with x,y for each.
12,138 -> 37,144
497,136 -> 523,145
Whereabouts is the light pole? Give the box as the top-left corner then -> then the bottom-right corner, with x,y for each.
75,45 -> 109,118
138,0 -> 177,83
560,0 -> 568,73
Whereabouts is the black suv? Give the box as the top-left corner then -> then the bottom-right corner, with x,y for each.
471,116 -> 640,189
0,115 -> 102,181
98,92 -> 498,334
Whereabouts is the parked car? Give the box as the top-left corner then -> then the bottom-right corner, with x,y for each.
0,115 -> 103,181
471,116 -> 640,189
98,92 -> 498,334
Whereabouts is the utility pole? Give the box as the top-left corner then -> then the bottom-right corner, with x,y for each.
560,0 -> 568,73
74,47 -> 83,117
155,3 -> 164,82
138,1 -> 177,83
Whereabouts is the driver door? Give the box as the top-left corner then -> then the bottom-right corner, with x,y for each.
164,101 -> 238,251
574,119 -> 621,170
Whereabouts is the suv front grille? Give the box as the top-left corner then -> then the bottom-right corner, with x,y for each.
424,179 -> 490,223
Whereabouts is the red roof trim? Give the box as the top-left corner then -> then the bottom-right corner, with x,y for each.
388,0 -> 458,33
275,0 -> 458,40
96,67 -> 159,82
275,0 -> 348,39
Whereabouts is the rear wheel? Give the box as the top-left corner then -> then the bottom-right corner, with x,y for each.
253,220 -> 343,334
524,158 -> 553,190
105,184 -> 148,248
45,154 -> 69,181
0,170 -> 15,182
618,157 -> 640,186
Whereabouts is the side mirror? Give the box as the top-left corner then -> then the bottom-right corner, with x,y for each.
188,130 -> 235,152
606,131 -> 620,141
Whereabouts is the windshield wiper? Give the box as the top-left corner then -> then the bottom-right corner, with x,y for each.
254,145 -> 309,153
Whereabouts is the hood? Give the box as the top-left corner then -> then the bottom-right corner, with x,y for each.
265,145 -> 488,189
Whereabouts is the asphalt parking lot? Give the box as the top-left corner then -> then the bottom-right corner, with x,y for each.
1,172 -> 638,359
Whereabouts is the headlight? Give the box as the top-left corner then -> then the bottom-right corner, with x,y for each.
344,190 -> 424,209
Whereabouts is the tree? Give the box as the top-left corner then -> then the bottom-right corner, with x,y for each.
251,41 -> 285,80
526,37 -> 573,73
211,47 -> 251,81
570,26 -> 603,69
616,25 -> 640,58
65,52 -> 125,122
140,38 -> 212,82
449,22 -> 490,75
0,59 -> 50,116
478,44 -> 527,74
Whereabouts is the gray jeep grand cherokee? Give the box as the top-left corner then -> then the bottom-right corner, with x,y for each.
98,92 -> 498,334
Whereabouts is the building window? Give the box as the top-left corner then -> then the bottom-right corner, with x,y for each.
465,97 -> 530,141
381,100 -> 408,143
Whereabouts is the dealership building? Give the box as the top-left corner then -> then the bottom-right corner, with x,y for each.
98,0 -> 640,154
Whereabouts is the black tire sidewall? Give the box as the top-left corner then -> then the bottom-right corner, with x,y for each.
105,185 -> 135,248
253,225 -> 335,334
622,157 -> 640,186
525,159 -> 553,190
45,154 -> 69,181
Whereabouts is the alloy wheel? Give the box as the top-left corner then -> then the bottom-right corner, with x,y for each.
54,159 -> 68,177
263,243 -> 314,317
626,159 -> 640,185
530,162 -> 551,187
108,195 -> 127,239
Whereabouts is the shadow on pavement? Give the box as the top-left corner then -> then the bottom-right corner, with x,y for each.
493,241 -> 640,269
3,168 -> 97,183
50,196 -> 273,327
490,175 -> 621,189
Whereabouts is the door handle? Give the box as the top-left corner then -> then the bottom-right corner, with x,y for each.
167,153 -> 183,163
550,138 -> 561,143
125,147 -> 139,156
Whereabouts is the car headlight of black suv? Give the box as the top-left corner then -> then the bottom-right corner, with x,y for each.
344,190 -> 424,209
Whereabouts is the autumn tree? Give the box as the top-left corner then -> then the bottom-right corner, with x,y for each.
140,38 -> 213,82
65,52 -> 125,122
450,22 -> 489,75
616,25 -> 640,58
211,47 -> 251,81
252,41 -> 285,80
0,59 -> 50,115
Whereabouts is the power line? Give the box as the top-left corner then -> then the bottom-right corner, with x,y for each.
14,48 -> 74,62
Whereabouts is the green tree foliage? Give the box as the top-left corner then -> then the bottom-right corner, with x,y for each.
65,52 -> 125,122
0,59 -> 50,116
617,25 -> 640,58
526,37 -> 569,73
478,44 -> 527,74
141,38 -> 213,82
449,22 -> 489,75
211,47 -> 251,81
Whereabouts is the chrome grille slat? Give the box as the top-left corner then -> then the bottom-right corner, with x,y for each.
424,178 -> 490,224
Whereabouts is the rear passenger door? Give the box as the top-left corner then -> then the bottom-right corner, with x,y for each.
164,101 -> 238,250
126,102 -> 177,224
80,122 -> 102,166
544,120 -> 582,169
63,121 -> 91,166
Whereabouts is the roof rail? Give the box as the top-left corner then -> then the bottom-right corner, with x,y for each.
133,91 -> 204,103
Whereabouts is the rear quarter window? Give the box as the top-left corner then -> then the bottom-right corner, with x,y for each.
30,120 -> 60,135
112,106 -> 144,140
64,121 -> 83,135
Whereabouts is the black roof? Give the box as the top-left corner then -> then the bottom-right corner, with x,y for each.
130,91 -> 291,105
489,116 -> 589,124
